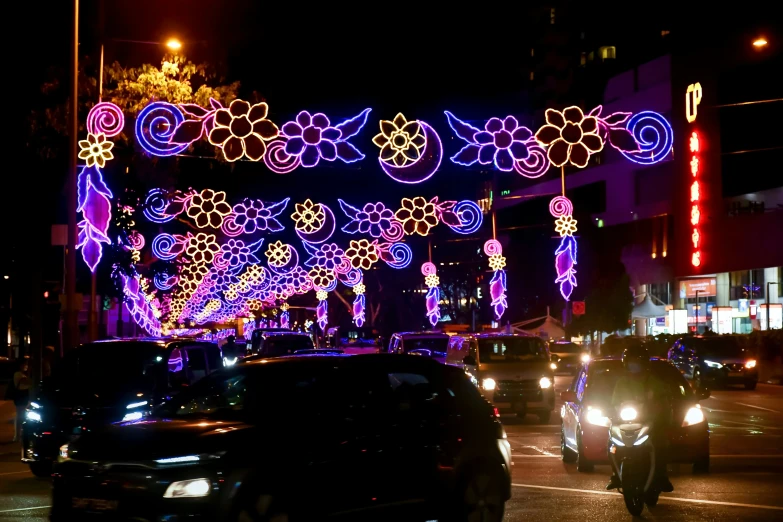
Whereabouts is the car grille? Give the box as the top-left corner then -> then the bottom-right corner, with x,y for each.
724,363 -> 744,372
497,379 -> 540,391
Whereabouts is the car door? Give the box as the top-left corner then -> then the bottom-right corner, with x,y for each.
563,369 -> 586,451
683,341 -> 697,377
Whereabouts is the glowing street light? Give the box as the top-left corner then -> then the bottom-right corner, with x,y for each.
752,38 -> 768,48
166,38 -> 183,51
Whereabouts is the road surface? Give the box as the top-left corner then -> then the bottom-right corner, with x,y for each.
0,376 -> 780,520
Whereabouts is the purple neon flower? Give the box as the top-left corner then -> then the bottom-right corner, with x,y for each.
221,239 -> 251,269
313,243 -> 344,271
356,202 -> 395,237
208,268 -> 238,292
233,199 -> 276,233
474,116 -> 531,171
281,111 -> 342,167
287,266 -> 312,293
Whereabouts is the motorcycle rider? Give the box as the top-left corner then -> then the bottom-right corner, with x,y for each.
606,345 -> 674,492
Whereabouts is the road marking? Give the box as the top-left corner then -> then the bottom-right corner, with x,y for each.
512,454 -> 560,458
0,470 -> 31,476
735,403 -> 780,414
512,483 -> 783,511
720,419 -> 776,429
0,505 -> 50,513
711,454 -> 783,458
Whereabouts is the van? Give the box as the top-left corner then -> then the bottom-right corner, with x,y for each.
447,332 -> 555,422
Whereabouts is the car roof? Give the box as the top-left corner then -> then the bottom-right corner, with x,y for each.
455,331 -> 538,340
242,353 -> 441,370
262,332 -> 311,338
394,331 -> 449,338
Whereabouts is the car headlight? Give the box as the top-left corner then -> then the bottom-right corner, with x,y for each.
619,407 -> 638,421
550,362 -> 558,370
121,411 -> 144,422
580,353 -> 591,364
585,407 -> 611,427
59,444 -> 69,462
539,376 -> 552,389
163,478 -> 211,498
482,378 -> 496,391
25,410 -> 42,422
745,359 -> 756,369
30,401 -> 42,409
682,405 -> 705,426
704,360 -> 723,368
126,400 -> 148,410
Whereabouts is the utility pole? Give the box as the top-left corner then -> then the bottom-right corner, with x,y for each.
64,0 -> 80,350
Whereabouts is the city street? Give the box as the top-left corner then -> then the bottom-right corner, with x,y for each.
1,376 -> 780,520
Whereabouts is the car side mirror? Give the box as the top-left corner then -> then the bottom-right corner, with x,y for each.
560,391 -> 578,402
463,355 -> 477,366
696,387 -> 710,400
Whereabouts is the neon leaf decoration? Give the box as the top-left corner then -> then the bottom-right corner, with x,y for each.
421,262 -> 441,327
338,200 -> 399,239
76,166 -> 113,272
483,240 -> 507,320
550,196 -> 578,301
222,198 -> 289,236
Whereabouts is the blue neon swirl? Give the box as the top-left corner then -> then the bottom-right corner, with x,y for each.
135,102 -> 188,157
449,200 -> 483,235
620,111 -> 673,165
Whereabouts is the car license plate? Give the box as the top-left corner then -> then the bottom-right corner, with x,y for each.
728,371 -> 742,377
72,498 -> 118,511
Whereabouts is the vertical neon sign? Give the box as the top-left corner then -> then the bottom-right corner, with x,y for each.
686,83 -> 703,268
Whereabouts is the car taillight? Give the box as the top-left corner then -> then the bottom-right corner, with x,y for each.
493,407 -> 500,418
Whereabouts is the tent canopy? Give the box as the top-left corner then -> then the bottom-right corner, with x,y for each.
512,314 -> 565,340
632,295 -> 667,319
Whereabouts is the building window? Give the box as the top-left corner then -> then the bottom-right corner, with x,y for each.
588,51 -> 594,62
530,71 -> 534,81
580,52 -> 586,66
600,46 -> 616,60
661,30 -> 670,37
729,269 -> 766,300
550,7 -> 555,24
530,48 -> 535,57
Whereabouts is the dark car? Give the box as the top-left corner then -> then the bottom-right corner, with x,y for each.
51,355 -> 512,521
252,332 -> 315,358
668,336 -> 758,389
560,357 -> 710,473
386,331 -> 450,361
549,341 -> 591,375
22,338 -> 222,477
250,328 -> 291,353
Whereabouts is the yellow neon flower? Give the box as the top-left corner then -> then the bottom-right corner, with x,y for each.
353,282 -> 366,295
555,215 -> 578,237
78,133 -> 114,168
265,241 -> 291,266
186,189 -> 232,229
316,290 -> 328,301
395,197 -> 438,236
425,274 -> 440,288
345,239 -> 379,270
372,113 -> 426,167
291,199 -> 325,233
488,254 -> 507,271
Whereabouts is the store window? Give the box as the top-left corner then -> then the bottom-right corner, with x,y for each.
729,269 -> 765,300
600,46 -> 616,60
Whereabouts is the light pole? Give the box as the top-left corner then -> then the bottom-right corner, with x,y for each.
65,0 -> 79,351
694,289 -> 701,333
767,282 -> 779,330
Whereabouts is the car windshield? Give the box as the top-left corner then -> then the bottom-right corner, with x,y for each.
53,342 -> 164,390
478,337 -> 547,363
697,338 -> 747,357
552,343 -> 581,353
404,337 -> 448,355
261,336 -> 314,356
584,361 -> 693,405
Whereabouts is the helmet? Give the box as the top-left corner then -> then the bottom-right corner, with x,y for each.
622,344 -> 649,373
227,335 -> 236,343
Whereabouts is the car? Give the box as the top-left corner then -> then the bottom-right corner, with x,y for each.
549,340 -> 591,375
446,332 -> 555,422
292,349 -> 346,355
668,335 -> 758,389
251,331 -> 314,358
325,326 -> 382,354
22,338 -> 222,477
250,328 -> 291,353
51,355 -> 512,521
386,331 -> 450,361
560,357 -> 710,473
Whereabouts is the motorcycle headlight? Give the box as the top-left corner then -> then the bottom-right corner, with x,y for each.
550,362 -> 558,370
580,353 -> 591,364
745,359 -> 756,369
585,407 -> 611,427
59,444 -> 70,462
682,405 -> 705,426
539,377 -> 552,389
25,410 -> 42,422
163,478 -> 211,498
619,407 -> 638,421
482,378 -> 496,391
704,360 -> 723,368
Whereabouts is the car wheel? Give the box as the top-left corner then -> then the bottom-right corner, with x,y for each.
28,461 -> 51,478
235,490 -> 290,522
538,412 -> 551,424
561,428 -> 577,463
693,455 -> 710,474
576,431 -> 594,472
456,464 -> 506,522
744,381 -> 757,391
693,368 -> 702,389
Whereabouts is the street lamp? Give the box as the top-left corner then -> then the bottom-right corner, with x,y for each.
753,38 -> 768,48
767,282 -> 779,330
165,38 -> 182,51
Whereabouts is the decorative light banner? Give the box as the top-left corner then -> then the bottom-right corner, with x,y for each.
550,196 -> 578,301
280,302 -> 290,329
421,262 -> 441,327
484,240 -> 508,320
316,289 -> 329,331
352,277 -> 366,327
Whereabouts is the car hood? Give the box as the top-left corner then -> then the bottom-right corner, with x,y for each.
478,359 -> 552,381
553,352 -> 581,361
703,356 -> 748,366
67,418 -> 254,462
41,384 -> 151,409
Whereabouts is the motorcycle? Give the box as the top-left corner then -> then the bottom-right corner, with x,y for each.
608,402 -> 660,516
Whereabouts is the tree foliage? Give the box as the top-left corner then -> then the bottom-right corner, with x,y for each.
567,261 -> 633,336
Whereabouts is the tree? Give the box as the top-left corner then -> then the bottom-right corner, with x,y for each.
567,261 -> 633,336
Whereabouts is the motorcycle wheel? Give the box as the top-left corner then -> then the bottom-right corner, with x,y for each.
623,491 -> 645,516
645,490 -> 660,508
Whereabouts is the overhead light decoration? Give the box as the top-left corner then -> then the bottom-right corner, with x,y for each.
352,276 -> 366,327
421,262 -> 441,327
484,240 -> 508,320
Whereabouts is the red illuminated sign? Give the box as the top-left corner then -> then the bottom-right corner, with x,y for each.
686,83 -> 703,269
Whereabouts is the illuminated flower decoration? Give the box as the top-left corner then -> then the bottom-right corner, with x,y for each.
555,215 -> 578,237
78,133 -> 114,168
306,243 -> 345,270
345,239 -> 379,270
208,100 -> 279,162
280,111 -> 341,167
186,189 -> 232,229
291,199 -> 325,234
373,113 -> 426,167
225,286 -> 239,301
338,200 -> 397,238
265,240 -> 291,266
185,233 -> 220,264
316,290 -> 328,301
287,266 -> 313,293
208,267 -> 239,292
309,267 -> 335,289
232,198 -> 288,234
245,264 -> 265,283
269,276 -> 291,300
488,254 -> 506,271
353,282 -> 366,295
425,273 -> 440,288
247,299 -> 263,311
444,112 -> 533,171
220,238 -> 263,272
535,107 -> 603,168
395,197 -> 438,236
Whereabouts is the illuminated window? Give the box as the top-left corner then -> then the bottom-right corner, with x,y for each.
580,53 -> 587,66
661,30 -> 670,37
550,7 -> 555,24
530,71 -> 535,81
531,48 -> 535,57
588,51 -> 594,62
600,46 -> 616,60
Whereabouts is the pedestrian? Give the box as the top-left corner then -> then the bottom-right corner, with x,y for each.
42,345 -> 56,379
8,359 -> 31,442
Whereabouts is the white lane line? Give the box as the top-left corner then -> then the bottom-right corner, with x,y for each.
712,454 -> 783,458
0,505 -> 50,513
735,402 -> 780,414
512,455 -> 560,458
512,483 -> 783,511
0,470 -> 31,476
720,419 -> 776,429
